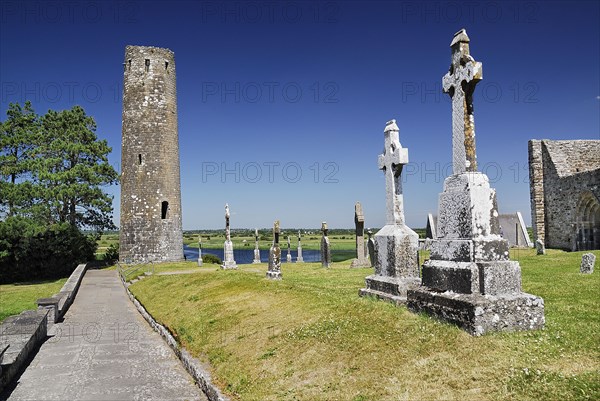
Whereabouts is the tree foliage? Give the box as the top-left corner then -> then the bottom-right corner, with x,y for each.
37,106 -> 118,230
0,101 -> 39,217
0,102 -> 118,282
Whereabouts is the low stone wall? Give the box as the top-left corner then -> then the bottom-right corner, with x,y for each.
119,274 -> 228,401
0,310 -> 47,392
0,263 -> 89,393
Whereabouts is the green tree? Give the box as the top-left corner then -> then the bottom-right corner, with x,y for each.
37,106 -> 119,231
0,101 -> 40,217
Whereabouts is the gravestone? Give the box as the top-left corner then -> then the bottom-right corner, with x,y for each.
197,235 -> 203,266
407,29 -> 544,335
267,221 -> 282,279
321,222 -> 332,268
535,239 -> 546,255
580,253 -> 595,274
296,231 -> 304,263
498,212 -> 533,247
351,202 -> 370,268
286,236 -> 292,263
359,119 -> 420,304
425,213 -> 438,239
367,229 -> 375,267
221,204 -> 237,269
253,228 -> 261,263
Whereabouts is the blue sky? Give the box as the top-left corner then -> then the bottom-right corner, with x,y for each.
1,1 -> 598,230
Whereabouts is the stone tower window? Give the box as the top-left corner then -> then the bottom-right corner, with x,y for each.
145,59 -> 150,72
165,61 -> 169,71
161,201 -> 169,219
138,154 -> 142,165
128,59 -> 131,71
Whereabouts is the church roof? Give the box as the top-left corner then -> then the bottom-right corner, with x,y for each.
542,140 -> 600,177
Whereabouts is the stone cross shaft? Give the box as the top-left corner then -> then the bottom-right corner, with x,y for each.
378,120 -> 409,226
273,220 -> 280,244
224,204 -> 231,241
442,29 -> 482,175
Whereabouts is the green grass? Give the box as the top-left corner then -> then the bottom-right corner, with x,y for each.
129,248 -> 599,400
0,278 -> 68,323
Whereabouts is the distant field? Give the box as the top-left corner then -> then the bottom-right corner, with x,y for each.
129,248 -> 599,400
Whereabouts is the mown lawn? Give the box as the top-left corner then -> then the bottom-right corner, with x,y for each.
129,249 -> 599,400
0,278 -> 67,323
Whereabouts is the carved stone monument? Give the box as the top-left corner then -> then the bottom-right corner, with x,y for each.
367,229 -> 375,268
267,220 -> 282,279
253,228 -> 261,264
321,222 -> 332,268
221,204 -> 237,269
535,239 -> 546,255
296,231 -> 304,263
197,235 -> 203,266
407,29 -> 545,335
286,236 -> 292,263
359,119 -> 420,304
580,253 -> 596,274
350,202 -> 370,268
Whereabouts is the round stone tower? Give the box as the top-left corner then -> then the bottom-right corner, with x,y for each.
119,45 -> 183,263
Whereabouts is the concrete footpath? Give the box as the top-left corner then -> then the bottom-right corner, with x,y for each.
4,270 -> 207,400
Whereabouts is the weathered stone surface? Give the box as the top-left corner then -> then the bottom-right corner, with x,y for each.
253,228 -> 261,264
425,213 -> 437,239
36,297 -> 59,325
359,120 -> 419,304
421,260 -> 521,295
351,202 -> 370,268
406,29 -> 544,335
535,239 -> 546,255
0,310 -> 48,392
498,212 -> 533,248
442,29 -> 482,174
321,222 -> 332,268
529,139 -> 600,251
119,45 -> 183,263
367,230 -> 375,268
374,225 -> 419,278
580,253 -> 596,274
267,221 -> 282,280
407,288 -> 545,336
286,236 -> 292,263
296,231 -> 304,263
221,204 -> 237,270
197,236 -> 203,266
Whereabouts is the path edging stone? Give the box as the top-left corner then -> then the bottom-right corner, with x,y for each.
0,262 -> 89,393
120,274 -> 229,401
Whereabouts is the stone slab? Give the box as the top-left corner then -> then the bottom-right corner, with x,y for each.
580,253 -> 596,274
421,260 -> 521,295
407,287 -> 544,336
359,275 -> 421,304
373,224 -> 419,277
0,310 -> 47,392
430,238 -> 509,262
266,271 -> 282,280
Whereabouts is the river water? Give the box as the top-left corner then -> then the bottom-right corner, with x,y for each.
183,245 -> 322,264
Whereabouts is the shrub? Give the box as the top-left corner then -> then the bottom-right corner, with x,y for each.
104,243 -> 119,263
202,254 -> 222,264
0,217 -> 97,283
